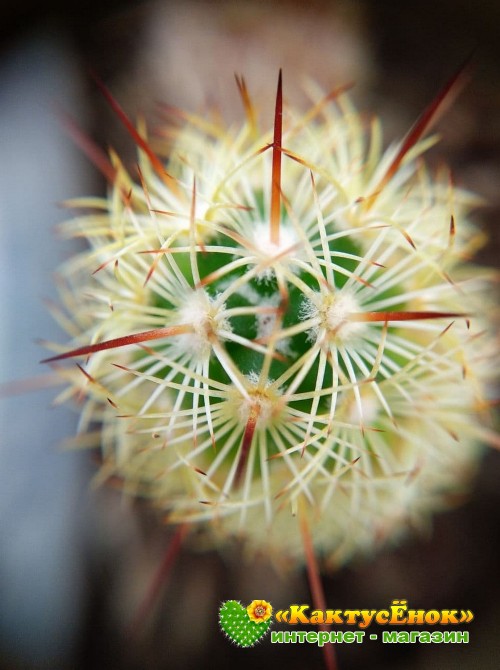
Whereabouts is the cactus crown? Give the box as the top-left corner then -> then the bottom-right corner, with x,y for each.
45,70 -> 497,566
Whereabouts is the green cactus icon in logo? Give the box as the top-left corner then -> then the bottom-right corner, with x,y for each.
219,600 -> 273,647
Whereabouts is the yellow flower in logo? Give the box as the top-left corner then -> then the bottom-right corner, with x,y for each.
247,600 -> 273,624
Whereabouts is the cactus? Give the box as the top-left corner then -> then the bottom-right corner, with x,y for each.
44,70 -> 498,567
219,600 -> 272,647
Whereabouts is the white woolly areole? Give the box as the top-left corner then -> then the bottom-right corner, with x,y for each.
302,291 -> 366,342
171,289 -> 230,360
251,222 -> 298,277
234,374 -> 283,429
326,293 -> 364,338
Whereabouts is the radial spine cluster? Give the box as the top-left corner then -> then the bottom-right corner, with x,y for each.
45,71 -> 498,566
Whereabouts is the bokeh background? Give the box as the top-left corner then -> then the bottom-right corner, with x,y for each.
1,1 -> 499,668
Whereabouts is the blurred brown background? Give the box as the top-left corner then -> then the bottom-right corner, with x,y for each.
0,1 -> 499,669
